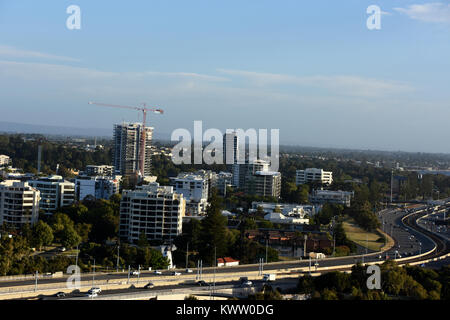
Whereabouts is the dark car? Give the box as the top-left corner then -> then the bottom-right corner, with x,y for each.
196,280 -> 207,286
55,292 -> 66,298
143,282 -> 154,289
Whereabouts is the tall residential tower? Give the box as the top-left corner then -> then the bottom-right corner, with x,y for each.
113,123 -> 154,177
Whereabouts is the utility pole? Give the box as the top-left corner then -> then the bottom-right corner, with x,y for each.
127,265 -> 130,284
75,245 -> 79,269
309,256 -> 311,276
92,259 -> 95,287
116,245 -> 120,273
390,170 -> 393,203
35,271 -> 38,292
137,265 -> 140,284
213,247 -> 216,300
185,243 -> 189,269
265,239 -> 268,264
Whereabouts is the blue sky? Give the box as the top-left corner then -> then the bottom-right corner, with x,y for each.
0,1 -> 449,153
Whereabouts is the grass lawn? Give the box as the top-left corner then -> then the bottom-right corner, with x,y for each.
342,217 -> 386,252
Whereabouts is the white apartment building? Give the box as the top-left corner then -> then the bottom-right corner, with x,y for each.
75,176 -> 120,201
170,173 -> 209,215
296,168 -> 333,185
309,189 -> 354,207
0,155 -> 11,167
85,165 -> 115,177
250,202 -> 317,218
170,173 -> 208,202
119,183 -> 185,243
28,175 -> 75,215
0,180 -> 40,228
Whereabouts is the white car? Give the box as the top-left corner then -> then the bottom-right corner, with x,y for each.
86,292 -> 98,298
89,287 -> 101,294
185,269 -> 193,273
172,271 -> 181,276
132,270 -> 140,276
153,270 -> 162,275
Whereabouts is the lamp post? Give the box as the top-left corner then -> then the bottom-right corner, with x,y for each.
116,245 -> 120,273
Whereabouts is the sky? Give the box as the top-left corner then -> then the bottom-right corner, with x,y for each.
0,1 -> 449,153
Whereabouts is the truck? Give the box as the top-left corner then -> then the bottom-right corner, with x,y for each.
262,274 -> 276,282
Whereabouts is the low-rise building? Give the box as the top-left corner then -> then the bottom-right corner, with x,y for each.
245,171 -> 281,198
296,168 -> 333,185
0,155 -> 11,167
119,183 -> 185,243
84,165 -> 115,177
214,171 -> 233,196
28,175 -> 75,215
263,212 -> 309,225
309,189 -> 354,207
0,180 -> 40,228
75,176 -> 120,201
170,173 -> 209,215
217,257 -> 240,267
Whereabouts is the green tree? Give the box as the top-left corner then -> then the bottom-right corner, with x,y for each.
32,221 -> 54,250
199,192 -> 228,266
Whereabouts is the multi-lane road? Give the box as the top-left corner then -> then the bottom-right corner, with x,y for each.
0,203 -> 448,300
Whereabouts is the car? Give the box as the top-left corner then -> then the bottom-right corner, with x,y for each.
88,287 -> 102,294
132,270 -> 140,276
172,271 -> 181,276
59,247 -> 66,252
153,270 -> 162,275
241,280 -> 253,287
196,280 -> 207,286
54,292 -> 66,298
86,292 -> 98,298
143,282 -> 154,289
185,268 -> 193,273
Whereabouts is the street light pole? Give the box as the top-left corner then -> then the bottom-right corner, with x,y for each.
75,245 -> 79,269
116,245 -> 120,273
185,242 -> 189,270
35,271 -> 38,292
213,246 -> 216,300
92,258 -> 95,287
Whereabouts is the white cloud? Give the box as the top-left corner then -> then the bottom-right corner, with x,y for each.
394,3 -> 450,23
217,68 -> 412,98
0,45 -> 80,62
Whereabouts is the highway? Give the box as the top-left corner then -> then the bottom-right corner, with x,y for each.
0,204 -> 448,300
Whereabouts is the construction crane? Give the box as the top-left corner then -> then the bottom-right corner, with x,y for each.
88,101 -> 164,178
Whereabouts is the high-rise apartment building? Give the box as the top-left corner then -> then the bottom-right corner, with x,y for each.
28,175 -> 75,215
0,180 -> 40,228
223,131 -> 239,165
296,168 -> 333,185
119,183 -> 185,243
113,123 -> 153,177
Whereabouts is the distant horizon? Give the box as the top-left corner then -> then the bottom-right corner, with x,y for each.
1,120 -> 450,157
